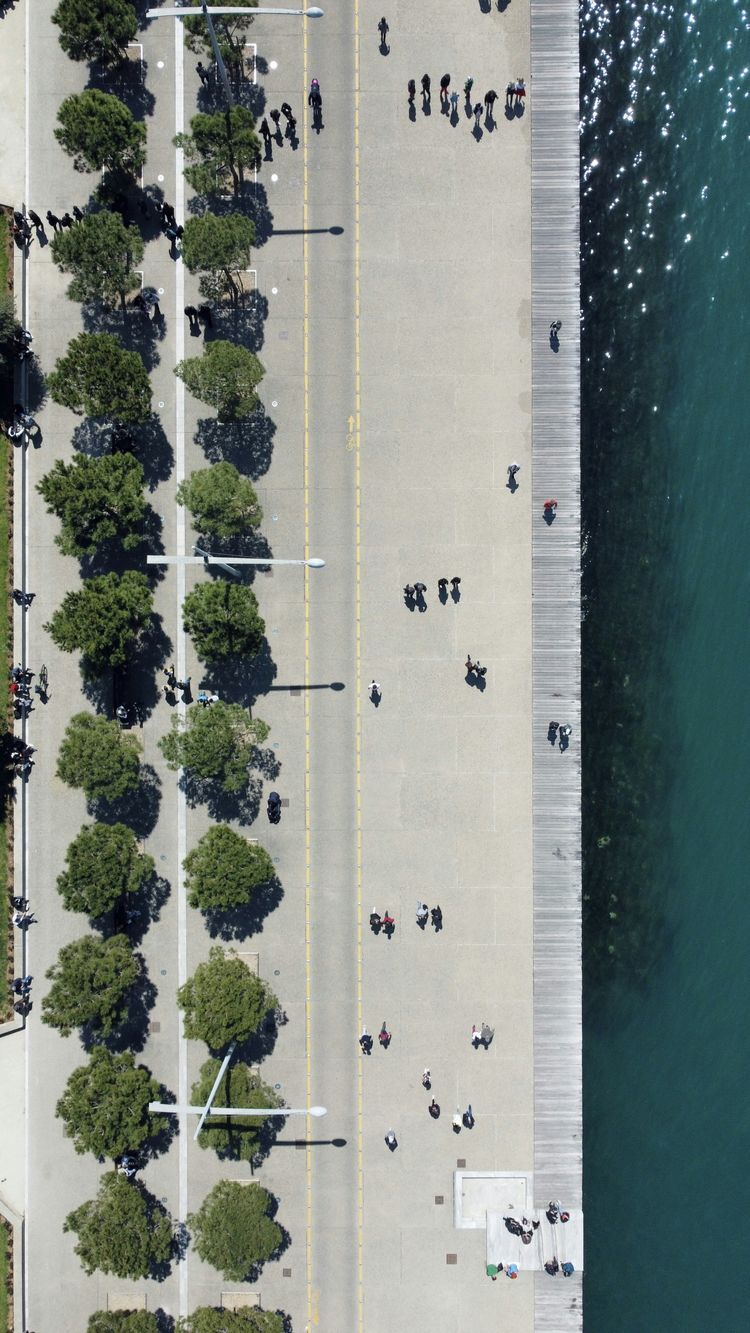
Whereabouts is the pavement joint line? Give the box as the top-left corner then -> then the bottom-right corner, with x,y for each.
302,15 -> 315,1329
353,0 -> 364,1323
173,16 -> 189,1321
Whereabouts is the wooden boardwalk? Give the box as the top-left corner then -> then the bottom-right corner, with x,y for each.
530,0 -> 584,1328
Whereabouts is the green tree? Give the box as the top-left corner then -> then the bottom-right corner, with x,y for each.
178,1310 -> 284,1333
64,1171 -> 172,1278
159,702 -> 269,793
37,453 -> 147,557
56,1047 -> 162,1159
177,947 -> 276,1051
45,571 -> 153,675
188,1180 -> 281,1281
47,333 -> 152,422
183,0 -> 256,82
51,211 -> 144,309
42,934 -> 139,1038
182,582 -> 265,661
190,1059 -> 283,1162
177,462 -> 262,538
184,825 -> 274,911
175,340 -> 264,421
52,0 -> 138,67
57,822 -> 154,919
55,89 -> 147,175
174,106 -> 260,195
180,213 -> 256,304
88,1313 -> 159,1333
57,712 -> 141,802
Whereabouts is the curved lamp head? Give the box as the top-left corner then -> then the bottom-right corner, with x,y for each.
309,1105 -> 327,1117
305,558 -> 326,568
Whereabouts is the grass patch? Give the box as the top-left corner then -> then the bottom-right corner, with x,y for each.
0,1217 -> 10,1333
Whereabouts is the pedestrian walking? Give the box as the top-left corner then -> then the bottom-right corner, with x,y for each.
378,1022 -> 391,1048
407,78 -> 416,104
270,108 -> 282,134
197,303 -> 213,327
385,1129 -> 398,1150
12,210 -> 25,226
196,60 -> 210,86
439,73 -> 451,103
13,589 -> 34,607
260,116 -> 272,144
450,576 -> 461,591
72,205 -> 84,222
421,73 -> 431,101
507,462 -> 520,481
463,1104 -> 475,1128
549,319 -> 562,348
416,901 -> 428,929
359,1027 -> 373,1053
431,904 -> 442,931
382,910 -> 395,937
422,1068 -> 431,1089
185,304 -> 198,325
428,1098 -> 440,1119
476,664 -> 487,679
161,201 -> 176,226
464,77 -> 473,101
465,656 -> 475,673
559,724 -> 572,751
450,90 -> 459,114
368,679 -> 381,700
452,1109 -> 462,1133
484,89 -> 498,115
46,210 -> 61,232
60,211 -> 74,228
369,909 -> 382,933
378,15 -> 389,47
473,101 -> 483,128
414,581 -> 427,597
543,498 -> 558,517
480,1022 -> 495,1046
471,1024 -> 481,1049
175,224 -> 184,240
403,583 -> 415,600
514,78 -> 526,108
505,81 -> 515,109
27,210 -> 43,230
281,101 -> 294,123
438,577 -> 448,593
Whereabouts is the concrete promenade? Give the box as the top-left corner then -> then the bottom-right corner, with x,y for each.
0,2 -> 581,1331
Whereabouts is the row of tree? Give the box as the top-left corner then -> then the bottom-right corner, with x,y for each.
88,1311 -> 283,1333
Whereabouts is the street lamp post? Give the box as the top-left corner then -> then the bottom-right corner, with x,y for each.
146,548 -> 325,578
146,4 -> 325,107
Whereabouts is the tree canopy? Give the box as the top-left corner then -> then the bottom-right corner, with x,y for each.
174,106 -> 260,195
182,0 -> 256,78
188,1179 -> 282,1281
180,213 -> 256,304
57,712 -> 141,802
177,947 -> 277,1051
45,570 -> 154,675
178,1309 -> 284,1333
52,0 -> 138,67
175,340 -> 264,421
159,702 -> 269,792
177,462 -> 262,538
64,1171 -> 173,1278
47,332 -> 152,422
191,1058 -> 283,1162
56,1047 -> 162,1159
184,825 -> 274,911
51,210 -> 144,309
182,582 -> 265,661
37,453 -> 147,557
88,1313 -> 159,1333
42,934 -> 139,1038
57,822 -> 154,919
55,89 -> 147,175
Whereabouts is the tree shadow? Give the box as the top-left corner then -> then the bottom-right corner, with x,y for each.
180,770 -> 263,827
24,354 -> 48,413
207,289 -> 269,354
87,59 -> 156,121
195,407 -> 275,479
109,870 -> 171,949
198,641 -> 278,710
143,1080 -> 179,1162
203,874 -> 284,942
89,763 -> 162,837
187,180 -> 274,248
154,1311 -> 176,1333
81,301 -> 165,373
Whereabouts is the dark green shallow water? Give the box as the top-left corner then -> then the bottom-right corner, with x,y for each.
581,1 -> 750,1326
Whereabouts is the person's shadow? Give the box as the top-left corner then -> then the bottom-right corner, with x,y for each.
369,687 -> 382,708
409,103 -> 416,123
451,585 -> 461,603
485,110 -> 496,133
404,591 -> 416,611
549,327 -> 561,353
543,506 -> 557,526
515,98 -> 526,118
379,39 -> 390,56
507,470 -> 519,494
473,123 -> 484,142
438,584 -> 449,605
450,102 -> 459,127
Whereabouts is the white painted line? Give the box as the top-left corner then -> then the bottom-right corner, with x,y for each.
23,2 -> 31,1327
174,15 -> 189,1323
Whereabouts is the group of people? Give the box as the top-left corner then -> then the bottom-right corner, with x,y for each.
5,404 -> 38,442
403,576 -> 461,605
7,734 -> 35,777
415,901 -> 442,931
368,908 -> 396,937
406,74 -> 525,126
163,665 -> 191,697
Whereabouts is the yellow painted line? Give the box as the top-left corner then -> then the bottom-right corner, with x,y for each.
302,16 -> 315,1330
353,1 -> 364,1330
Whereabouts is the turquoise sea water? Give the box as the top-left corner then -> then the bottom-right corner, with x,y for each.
581,1 -> 750,1326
